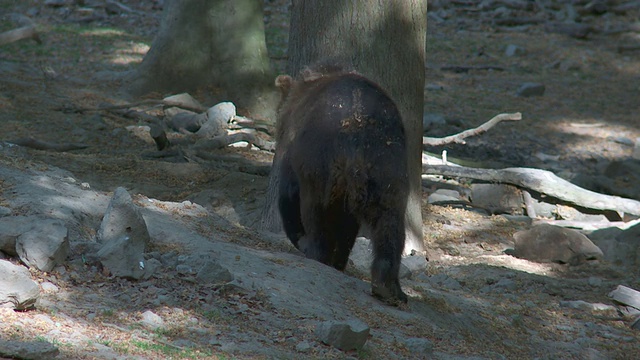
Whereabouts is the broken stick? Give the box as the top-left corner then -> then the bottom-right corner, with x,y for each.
8,137 -> 88,152
423,112 -> 522,146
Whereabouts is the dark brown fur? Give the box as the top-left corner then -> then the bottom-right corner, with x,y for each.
276,64 -> 409,304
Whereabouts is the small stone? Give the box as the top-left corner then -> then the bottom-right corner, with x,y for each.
399,254 -> 427,279
140,310 -> 164,330
403,337 -> 434,354
176,264 -> 194,275
427,189 -> 460,204
40,282 -> 59,293
587,277 -> 603,287
516,82 -> 545,97
505,44 -> 526,57
0,206 -> 10,217
316,320 -> 370,351
296,341 -> 312,353
196,260 -> 234,284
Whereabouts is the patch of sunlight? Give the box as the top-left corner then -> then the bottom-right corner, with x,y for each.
80,28 -> 127,37
109,41 -> 150,65
548,118 -> 639,140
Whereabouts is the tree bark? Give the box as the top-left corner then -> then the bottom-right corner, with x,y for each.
125,0 -> 278,120
261,0 -> 427,255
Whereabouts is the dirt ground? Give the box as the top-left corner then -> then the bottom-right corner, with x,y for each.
1,1 -> 640,359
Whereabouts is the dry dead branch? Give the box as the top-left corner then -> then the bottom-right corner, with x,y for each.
533,218 -> 640,231
8,137 -> 88,152
440,65 -> 505,73
0,26 -> 41,46
423,112 -> 522,146
67,99 -> 206,114
193,129 -> 275,152
422,164 -> 640,216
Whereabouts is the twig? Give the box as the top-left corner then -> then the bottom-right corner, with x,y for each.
440,65 -> 505,73
8,137 -> 88,152
423,112 -> 522,146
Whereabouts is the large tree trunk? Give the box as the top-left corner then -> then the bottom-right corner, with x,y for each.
261,0 -> 427,255
125,0 -> 278,120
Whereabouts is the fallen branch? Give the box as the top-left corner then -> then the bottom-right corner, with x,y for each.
440,65 -> 505,73
193,129 -> 275,152
422,164 -> 640,216
8,137 -> 88,152
0,26 -> 41,46
64,99 -> 206,114
423,112 -> 522,146
533,218 -> 640,231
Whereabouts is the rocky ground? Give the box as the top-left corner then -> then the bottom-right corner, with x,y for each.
1,0 -> 640,359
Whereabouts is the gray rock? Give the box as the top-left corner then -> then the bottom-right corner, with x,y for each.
516,82 -> 545,97
316,319 -> 370,351
16,219 -> 70,272
142,258 -> 161,280
633,138 -> 640,160
505,44 -> 526,57
40,282 -> 59,293
588,226 -> 639,268
169,110 -> 206,133
554,204 -> 608,222
403,337 -> 434,354
399,254 -> 428,279
163,93 -> 203,111
0,339 -> 59,360
97,235 -> 146,279
140,310 -> 164,330
348,237 -> 373,276
427,189 -> 461,204
176,264 -> 194,275
531,199 -> 557,219
295,341 -> 312,353
0,216 -> 34,256
196,260 -> 234,284
513,224 -> 603,265
0,206 -> 10,216
97,187 -> 151,247
197,102 -> 235,138
471,184 -> 523,215
0,260 -> 40,310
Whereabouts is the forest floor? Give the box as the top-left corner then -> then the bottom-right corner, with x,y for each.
1,0 -> 640,359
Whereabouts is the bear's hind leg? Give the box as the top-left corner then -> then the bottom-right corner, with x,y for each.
325,203 -> 359,271
278,162 -> 305,247
367,211 -> 408,304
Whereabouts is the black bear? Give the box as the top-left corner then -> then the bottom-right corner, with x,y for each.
276,63 -> 410,304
